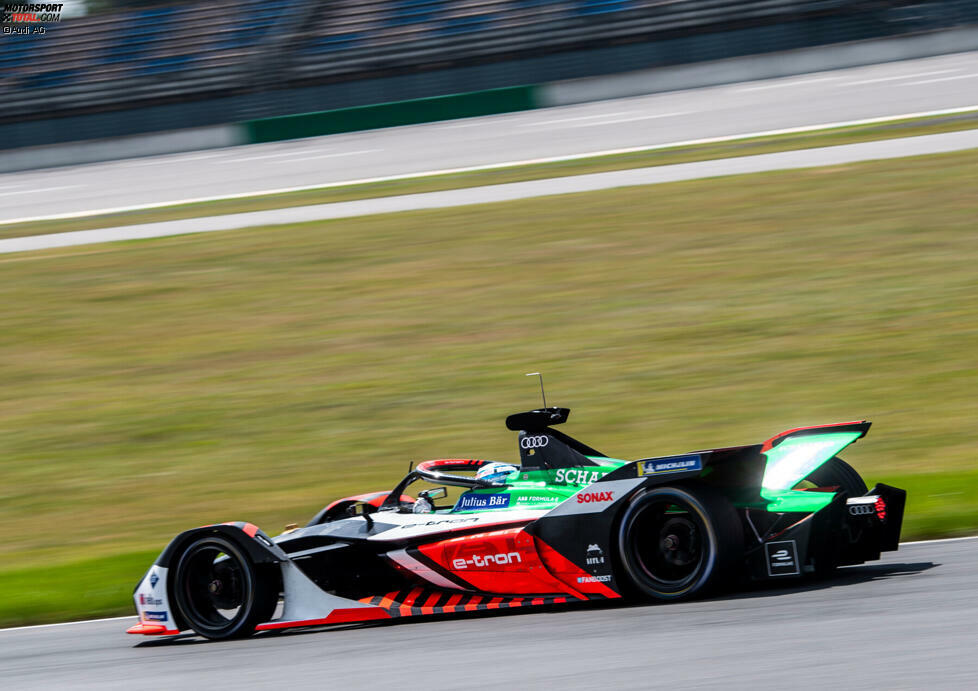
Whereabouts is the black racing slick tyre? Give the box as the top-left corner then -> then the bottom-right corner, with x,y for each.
172,536 -> 277,640
802,456 -> 868,577
616,485 -> 742,601
803,456 -> 868,497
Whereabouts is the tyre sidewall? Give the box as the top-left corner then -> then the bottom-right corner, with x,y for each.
173,536 -> 259,640
616,486 -> 720,600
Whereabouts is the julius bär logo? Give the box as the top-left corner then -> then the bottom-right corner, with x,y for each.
2,3 -> 62,34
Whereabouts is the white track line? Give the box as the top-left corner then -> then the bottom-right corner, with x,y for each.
0,615 -> 134,634
565,112 -> 688,127
843,69 -> 960,85
735,76 -> 840,92
522,111 -> 634,126
0,185 -> 79,198
899,535 -> 978,546
218,149 -> 327,163
0,534 -> 973,634
904,73 -> 978,85
2,128 -> 977,254
3,104 -> 977,227
268,149 -> 381,163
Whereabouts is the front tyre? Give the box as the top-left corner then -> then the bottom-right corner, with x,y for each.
172,536 -> 277,640
616,485 -> 742,601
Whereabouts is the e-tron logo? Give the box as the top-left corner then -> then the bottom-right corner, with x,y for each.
520,435 -> 549,450
452,552 -> 523,569
848,504 -> 874,516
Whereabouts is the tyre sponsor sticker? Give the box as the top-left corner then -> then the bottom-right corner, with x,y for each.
637,454 -> 702,476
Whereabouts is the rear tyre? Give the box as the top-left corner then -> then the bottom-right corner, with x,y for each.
616,485 -> 742,601
172,536 -> 277,640
801,456 -> 867,577
802,456 -> 867,496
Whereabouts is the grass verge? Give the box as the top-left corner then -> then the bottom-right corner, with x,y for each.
1,110 -> 977,241
0,148 -> 975,626
0,551 -> 157,627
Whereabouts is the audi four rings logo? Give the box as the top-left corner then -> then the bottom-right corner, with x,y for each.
520,435 -> 549,449
849,504 -> 875,515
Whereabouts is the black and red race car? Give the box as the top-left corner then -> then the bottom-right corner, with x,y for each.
128,406 -> 905,639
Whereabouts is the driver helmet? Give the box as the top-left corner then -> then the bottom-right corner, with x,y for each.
475,462 -> 519,484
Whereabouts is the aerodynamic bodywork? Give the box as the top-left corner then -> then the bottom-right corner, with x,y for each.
128,406 -> 905,639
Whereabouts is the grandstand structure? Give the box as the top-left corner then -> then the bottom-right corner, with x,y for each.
1,0 -> 976,141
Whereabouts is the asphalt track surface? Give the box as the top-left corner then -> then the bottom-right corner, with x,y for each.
3,128 -> 977,255
2,538 -> 974,689
2,50 -> 978,222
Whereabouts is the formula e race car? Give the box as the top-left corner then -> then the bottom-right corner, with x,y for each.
128,407 -> 905,640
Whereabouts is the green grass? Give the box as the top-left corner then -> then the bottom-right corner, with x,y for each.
1,147 -> 975,627
0,551 -> 158,627
2,110 -> 977,241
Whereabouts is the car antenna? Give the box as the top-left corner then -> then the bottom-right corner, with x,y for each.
526,372 -> 547,408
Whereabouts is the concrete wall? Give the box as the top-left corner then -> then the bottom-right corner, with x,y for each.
0,125 -> 243,174
539,26 -> 978,107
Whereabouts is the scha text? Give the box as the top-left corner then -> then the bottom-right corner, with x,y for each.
555,468 -> 604,484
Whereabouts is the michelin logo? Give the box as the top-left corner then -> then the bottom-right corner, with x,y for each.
637,454 -> 702,476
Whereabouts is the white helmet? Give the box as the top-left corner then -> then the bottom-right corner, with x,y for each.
475,462 -> 519,484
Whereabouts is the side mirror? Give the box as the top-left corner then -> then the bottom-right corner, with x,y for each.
419,487 -> 447,501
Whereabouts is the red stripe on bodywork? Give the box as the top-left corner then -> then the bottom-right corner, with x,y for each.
399,588 -> 424,616
378,591 -> 399,610
417,528 -> 582,597
419,591 -> 442,615
443,593 -> 463,613
534,537 -> 619,599
760,421 -> 867,453
415,459 -> 484,472
242,523 -> 259,538
323,492 -> 414,512
126,623 -> 180,635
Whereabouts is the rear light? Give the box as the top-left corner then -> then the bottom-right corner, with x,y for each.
875,496 -> 887,523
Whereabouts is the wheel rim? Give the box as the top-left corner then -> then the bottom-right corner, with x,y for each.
628,498 -> 707,593
176,538 -> 252,636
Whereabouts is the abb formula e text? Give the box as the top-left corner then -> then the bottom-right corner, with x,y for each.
128,406 -> 905,639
